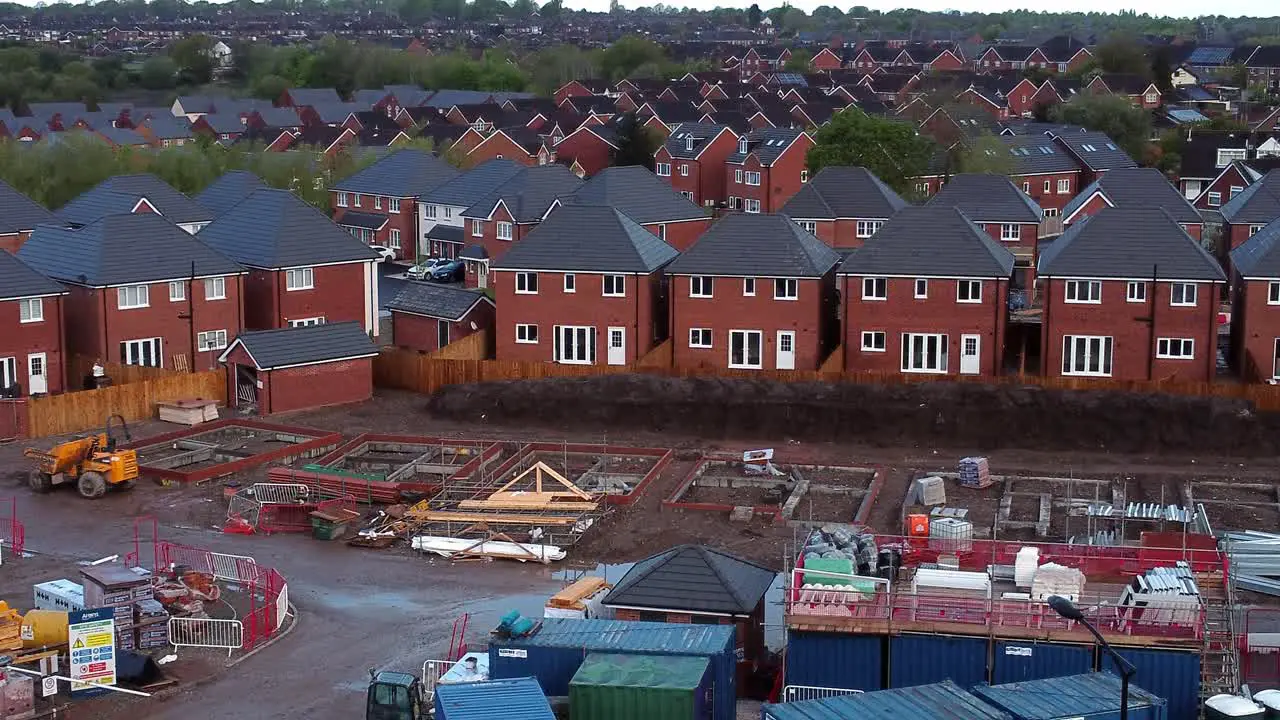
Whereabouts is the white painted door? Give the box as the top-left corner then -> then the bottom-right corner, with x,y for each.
607,327 -> 625,366
960,334 -> 980,375
476,261 -> 489,289
776,331 -> 796,370
27,353 -> 47,394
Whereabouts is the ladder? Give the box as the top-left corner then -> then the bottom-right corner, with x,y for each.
1198,571 -> 1240,707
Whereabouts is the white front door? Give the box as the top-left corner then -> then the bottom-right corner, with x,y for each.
476,261 -> 489,289
27,353 -> 47,394
960,334 -> 980,375
607,327 -> 625,366
776,330 -> 796,370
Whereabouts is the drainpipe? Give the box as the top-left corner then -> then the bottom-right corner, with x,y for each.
634,273 -> 640,363
991,278 -> 1000,376
1147,264 -> 1158,381
100,287 -> 110,374
187,261 -> 196,373
1041,277 -> 1051,376
1207,281 -> 1218,381
840,275 -> 848,371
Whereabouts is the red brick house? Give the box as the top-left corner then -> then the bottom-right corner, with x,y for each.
778,166 -> 907,249
725,128 -> 814,214
458,165 -> 584,281
1038,206 -> 1226,382
552,124 -> 618,177
1052,131 -> 1139,188
1191,160 -> 1264,212
1087,74 -> 1163,110
417,159 -> 524,263
974,36 -> 1092,74
56,173 -> 214,234
386,282 -> 494,354
219,322 -> 377,416
1230,219 -> 1280,378
740,46 -> 792,77
561,165 -> 711,251
490,204 -> 678,365
1000,134 -> 1084,214
926,174 -> 1043,290
655,123 -> 739,209
666,213 -> 841,372
466,127 -> 555,167
18,213 -> 245,372
197,189 -> 382,336
812,47 -> 844,71
0,250 -> 66,395
0,179 -> 62,253
553,79 -> 609,105
331,149 -> 460,262
1062,168 -> 1204,240
1221,170 -> 1280,255
839,206 -> 1015,377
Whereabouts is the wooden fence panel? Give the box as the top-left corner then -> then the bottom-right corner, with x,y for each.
27,371 -> 226,438
431,329 -> 490,361
636,339 -> 673,369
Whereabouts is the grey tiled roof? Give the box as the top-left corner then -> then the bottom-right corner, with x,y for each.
1038,206 -> 1225,281
286,88 -> 343,107
491,204 -> 678,273
57,174 -> 214,226
459,244 -> 488,260
198,189 -> 378,268
196,171 -> 266,217
666,213 -> 840,277
664,123 -> 735,160
1231,220 -> 1280,278
779,166 -> 907,220
462,165 -> 584,223
331,149 -> 459,198
423,89 -> 494,108
602,544 -> 776,615
727,127 -> 807,166
251,107 -> 302,127
386,282 -> 491,321
0,179 -> 59,234
0,249 -> 65,301
335,211 -> 389,231
223,321 -> 377,370
1001,134 -> 1083,175
564,166 -> 707,224
421,158 -> 523,206
1053,131 -> 1138,171
142,114 -> 194,139
926,174 -> 1043,223
837,206 -> 1015,278
19,213 -> 242,286
1061,168 -> 1202,224
1221,171 -> 1280,224
425,224 -> 464,243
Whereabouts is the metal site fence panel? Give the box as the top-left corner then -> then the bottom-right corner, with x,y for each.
1,496 -> 23,556
168,616 -> 244,655
782,685 -> 865,703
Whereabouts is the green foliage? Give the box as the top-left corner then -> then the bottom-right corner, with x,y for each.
1050,94 -> 1152,163
611,111 -> 657,170
139,56 -> 178,91
806,108 -> 936,195
953,133 -> 1016,175
1090,34 -> 1151,77
747,2 -> 761,26
784,49 -> 813,73
170,34 -> 215,86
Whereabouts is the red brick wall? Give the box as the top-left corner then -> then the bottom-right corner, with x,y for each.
0,295 -> 65,394
1042,279 -> 1220,381
1013,172 -> 1078,213
467,133 -> 536,168
1065,192 -> 1111,224
243,264 -> 368,331
842,276 -> 1007,377
554,131 -> 613,177
332,194 -> 417,261
929,51 -> 965,72
657,131 -> 737,208
476,206 -> 537,263
805,218 -> 889,249
651,218 -> 710,252
493,270 -> 660,363
671,274 -> 835,371
1236,279 -> 1280,379
264,357 -> 373,415
812,49 -> 843,71
1194,166 -> 1247,211
0,231 -> 31,254
64,277 -> 243,372
391,302 -> 494,353
553,81 -> 593,105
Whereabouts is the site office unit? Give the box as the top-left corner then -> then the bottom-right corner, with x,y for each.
242,262 -> 373,332
331,190 -> 416,261
492,269 -> 663,365
63,274 -> 245,372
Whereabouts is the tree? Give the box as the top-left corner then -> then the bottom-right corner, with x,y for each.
952,133 -> 1015,175
170,34 -> 216,85
138,56 -> 177,90
1150,45 -> 1173,96
611,112 -> 657,170
806,108 -> 936,194
784,49 -> 813,73
1091,34 -> 1150,77
250,73 -> 290,100
747,2 -> 761,27
1050,95 -> 1152,163
539,0 -> 562,20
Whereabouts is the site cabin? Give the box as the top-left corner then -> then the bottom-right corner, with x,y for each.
386,282 -> 494,354
219,322 -> 378,416
0,250 -> 67,396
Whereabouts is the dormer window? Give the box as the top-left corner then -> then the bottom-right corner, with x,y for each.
684,135 -> 695,152
738,137 -> 749,154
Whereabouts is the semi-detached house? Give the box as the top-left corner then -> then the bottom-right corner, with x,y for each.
557,165 -> 711,251
196,188 -> 382,336
330,149 -> 460,262
418,159 -> 523,261
18,213 -> 245,372
0,250 -> 67,396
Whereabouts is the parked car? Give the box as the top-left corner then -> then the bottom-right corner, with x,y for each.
407,258 -> 449,280
427,258 -> 464,282
372,245 -> 397,263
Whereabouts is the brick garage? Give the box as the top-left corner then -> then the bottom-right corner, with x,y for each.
387,282 -> 494,354
220,322 -> 378,415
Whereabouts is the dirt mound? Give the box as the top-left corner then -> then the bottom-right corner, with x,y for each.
427,374 -> 1275,455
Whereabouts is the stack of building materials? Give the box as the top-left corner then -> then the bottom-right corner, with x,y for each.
912,568 -> 992,598
929,517 -> 974,553
1119,564 -> 1200,624
133,598 -> 170,650
33,580 -> 84,612
1221,531 -> 1280,597
0,602 -> 21,653
912,476 -> 947,505
958,457 -> 992,488
1014,546 -> 1039,588
80,565 -> 151,652
1029,563 -> 1085,602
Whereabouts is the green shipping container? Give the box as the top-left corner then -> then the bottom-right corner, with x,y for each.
569,652 -> 712,720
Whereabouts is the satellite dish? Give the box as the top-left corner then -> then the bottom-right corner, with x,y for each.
469,321 -> 478,330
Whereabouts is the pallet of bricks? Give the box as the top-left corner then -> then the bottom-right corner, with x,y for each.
80,564 -> 152,653
958,457 -> 993,489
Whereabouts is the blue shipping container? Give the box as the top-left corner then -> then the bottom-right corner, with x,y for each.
488,619 -> 736,720
991,640 -> 1095,684
434,677 -> 556,720
762,679 -> 1012,720
1100,648 -> 1199,720
785,631 -> 883,692
889,634 -> 989,689
972,672 -> 1167,720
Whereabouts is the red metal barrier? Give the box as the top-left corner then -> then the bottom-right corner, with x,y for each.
1,496 -> 24,556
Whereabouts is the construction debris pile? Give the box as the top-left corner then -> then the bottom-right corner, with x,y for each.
154,567 -> 221,619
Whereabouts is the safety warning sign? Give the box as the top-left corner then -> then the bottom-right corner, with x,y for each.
67,608 -> 117,692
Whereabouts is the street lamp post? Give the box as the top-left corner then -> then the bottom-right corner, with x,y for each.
1048,595 -> 1137,720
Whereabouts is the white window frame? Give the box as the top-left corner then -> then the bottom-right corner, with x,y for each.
516,323 -> 539,344
1062,335 -> 1113,377
728,329 -> 763,369
800,169 -> 809,183
743,278 -> 756,297
957,280 -> 982,304
856,220 -> 882,238
862,277 -> 887,301
861,330 -> 886,352
353,193 -> 362,207
603,275 -> 625,297
689,328 -> 713,348
914,279 -> 928,299
901,332 -> 949,374
554,325 -> 597,365
389,198 -> 401,213
204,276 -> 226,301
120,337 -> 162,367
390,229 -> 401,249
1043,180 -> 1052,193
373,195 -> 382,210
1057,178 -> 1070,193
679,163 -> 689,176
1064,280 -> 1101,304
1000,224 -> 1020,241
336,192 -> 348,207
1156,337 -> 1195,359
424,204 -> 437,219
496,222 -> 513,241
735,168 -> 743,184
1253,225 -> 1266,237
1022,181 -> 1031,193
744,199 -> 761,214
1171,282 -> 1197,307
1269,281 -> 1280,305
797,220 -> 816,234
690,276 -> 713,298
1127,281 -> 1147,303
655,162 -> 671,176
1207,191 -> 1222,207
18,298 -> 43,323
169,281 -> 185,302
471,219 -> 485,237
0,356 -> 15,389
774,278 -> 798,300
197,329 -> 228,351
745,171 -> 761,186
286,267 -> 314,291
560,273 -> 575,293
116,284 -> 149,310
1217,148 -> 1246,167
516,272 -> 539,295
288,316 -> 326,327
